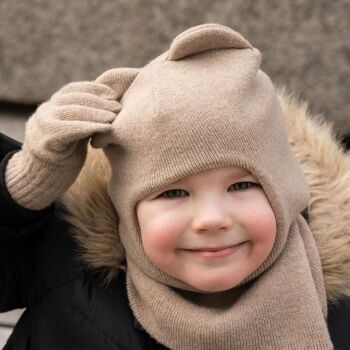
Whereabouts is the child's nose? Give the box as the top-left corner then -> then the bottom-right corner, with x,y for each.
191,201 -> 233,233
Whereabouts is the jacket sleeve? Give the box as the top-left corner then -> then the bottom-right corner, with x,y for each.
0,133 -> 81,312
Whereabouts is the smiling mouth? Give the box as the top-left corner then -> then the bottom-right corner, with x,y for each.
186,242 -> 246,252
183,242 -> 247,259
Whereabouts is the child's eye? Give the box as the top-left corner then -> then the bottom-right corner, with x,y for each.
228,182 -> 258,191
158,189 -> 188,198
157,182 -> 258,199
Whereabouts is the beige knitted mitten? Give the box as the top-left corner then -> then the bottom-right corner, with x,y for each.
5,80 -> 121,210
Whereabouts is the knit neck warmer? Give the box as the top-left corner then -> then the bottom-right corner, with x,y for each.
95,23 -> 333,349
126,216 -> 332,349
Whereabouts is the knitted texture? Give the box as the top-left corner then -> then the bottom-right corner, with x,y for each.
5,69 -> 138,210
96,23 -> 334,349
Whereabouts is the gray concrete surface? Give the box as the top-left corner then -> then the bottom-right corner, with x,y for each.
0,114 -> 25,142
1,1 -> 349,136
0,309 -> 23,326
0,309 -> 24,348
0,327 -> 12,349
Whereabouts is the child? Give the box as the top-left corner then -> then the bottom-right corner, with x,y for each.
1,23 -> 349,349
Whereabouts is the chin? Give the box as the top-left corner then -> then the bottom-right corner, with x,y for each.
190,276 -> 241,293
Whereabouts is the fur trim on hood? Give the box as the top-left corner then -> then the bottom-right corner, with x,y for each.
61,87 -> 350,303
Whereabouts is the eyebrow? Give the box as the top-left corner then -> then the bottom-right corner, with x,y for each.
221,170 -> 256,183
227,168 -> 251,177
173,168 -> 254,186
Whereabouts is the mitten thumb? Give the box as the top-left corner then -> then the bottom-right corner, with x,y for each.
90,129 -> 118,149
95,67 -> 140,100
92,67 -> 140,149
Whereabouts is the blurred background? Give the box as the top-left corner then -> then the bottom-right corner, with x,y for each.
0,0 -> 349,346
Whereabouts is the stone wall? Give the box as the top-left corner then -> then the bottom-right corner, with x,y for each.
0,1 -> 349,136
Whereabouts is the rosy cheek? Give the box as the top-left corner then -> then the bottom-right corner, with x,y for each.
243,203 -> 276,244
139,219 -> 181,273
254,213 -> 276,241
141,218 -> 180,254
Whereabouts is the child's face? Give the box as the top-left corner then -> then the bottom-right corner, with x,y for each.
136,166 -> 276,292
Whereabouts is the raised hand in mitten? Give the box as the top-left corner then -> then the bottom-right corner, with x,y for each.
4,81 -> 121,210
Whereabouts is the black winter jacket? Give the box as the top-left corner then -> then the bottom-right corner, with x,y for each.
0,133 -> 167,350
0,131 -> 349,350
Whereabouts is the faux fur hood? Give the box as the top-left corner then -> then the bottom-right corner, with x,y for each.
61,87 -> 350,304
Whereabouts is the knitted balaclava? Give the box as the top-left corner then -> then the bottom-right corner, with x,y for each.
97,23 -> 333,349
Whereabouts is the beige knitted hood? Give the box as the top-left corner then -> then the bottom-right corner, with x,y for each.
62,87 -> 350,304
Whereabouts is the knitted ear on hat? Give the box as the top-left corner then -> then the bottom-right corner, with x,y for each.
166,23 -> 252,61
